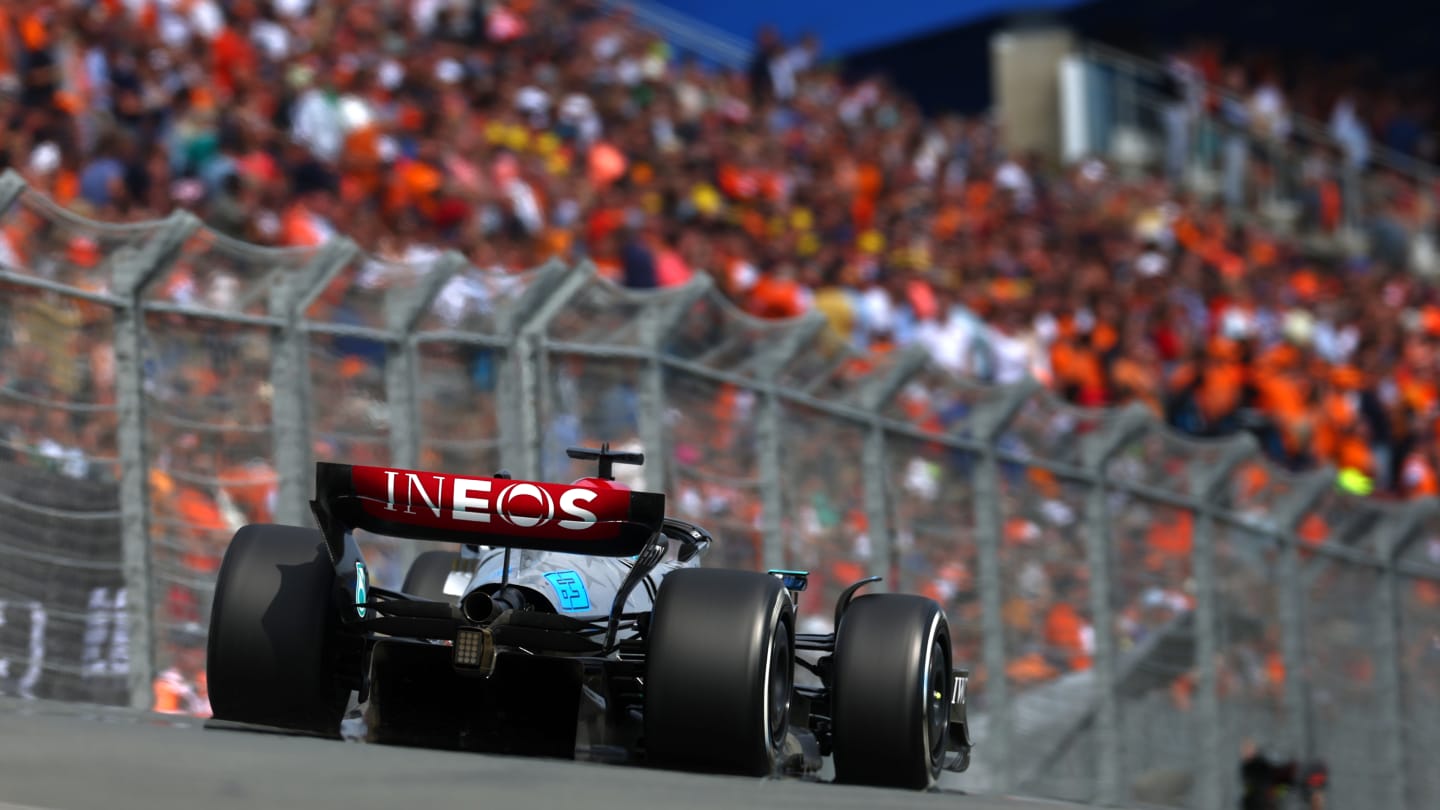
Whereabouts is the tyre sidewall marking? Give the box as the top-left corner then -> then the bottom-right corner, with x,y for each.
761,590 -> 791,759
919,611 -> 945,778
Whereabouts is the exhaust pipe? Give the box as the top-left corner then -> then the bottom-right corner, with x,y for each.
461,587 -> 527,623
461,590 -> 495,622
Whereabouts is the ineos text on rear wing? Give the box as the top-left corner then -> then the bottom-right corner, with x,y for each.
311,463 -> 664,557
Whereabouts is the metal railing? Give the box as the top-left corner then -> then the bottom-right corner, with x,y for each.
1,169 -> 1438,809
1071,41 -> 1440,274
599,0 -> 754,70
1080,41 -> 1440,181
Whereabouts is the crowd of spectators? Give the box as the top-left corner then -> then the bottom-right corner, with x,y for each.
1,0 -> 1440,734
0,0 -> 1431,501
4,0 -> 1440,501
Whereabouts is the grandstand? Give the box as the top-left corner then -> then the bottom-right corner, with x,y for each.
3,0 -> 1436,497
1,1 -> 1439,809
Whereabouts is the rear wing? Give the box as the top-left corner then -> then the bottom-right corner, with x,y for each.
311,462 -> 665,557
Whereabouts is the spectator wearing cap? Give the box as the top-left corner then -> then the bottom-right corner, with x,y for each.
152,622 -> 211,718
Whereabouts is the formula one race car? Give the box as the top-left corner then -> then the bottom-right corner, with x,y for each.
205,445 -> 973,789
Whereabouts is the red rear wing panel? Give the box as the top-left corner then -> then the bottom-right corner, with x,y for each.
313,463 -> 664,557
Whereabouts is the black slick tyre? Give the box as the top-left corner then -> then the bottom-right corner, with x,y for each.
207,524 -> 349,733
644,568 -> 794,776
831,593 -> 951,790
402,549 -> 461,602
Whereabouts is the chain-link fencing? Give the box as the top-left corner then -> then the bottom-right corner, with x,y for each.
1,170 -> 1438,809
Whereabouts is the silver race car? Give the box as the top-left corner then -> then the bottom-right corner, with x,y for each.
205,445 -> 973,789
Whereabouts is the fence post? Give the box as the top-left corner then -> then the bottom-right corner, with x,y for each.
965,379 -> 1038,793
755,394 -> 786,573
1080,404 -> 1152,806
1374,502 -> 1429,810
0,170 -> 26,213
491,259 -> 566,477
380,252 -> 465,573
752,314 -> 828,572
112,211 -> 200,710
269,238 -> 357,525
504,261 -> 592,479
1187,437 -> 1257,810
637,276 -> 712,493
1271,469 -> 1331,763
383,252 -> 466,471
855,347 -> 928,584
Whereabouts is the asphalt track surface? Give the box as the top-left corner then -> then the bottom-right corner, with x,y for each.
0,697 -> 1088,810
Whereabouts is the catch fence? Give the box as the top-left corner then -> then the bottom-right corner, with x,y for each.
0,170 -> 1437,809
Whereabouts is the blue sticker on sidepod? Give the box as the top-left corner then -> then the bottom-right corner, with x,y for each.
543,570 -> 591,612
355,561 -> 368,618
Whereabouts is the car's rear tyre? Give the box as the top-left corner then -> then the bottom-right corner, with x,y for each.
402,549 -> 461,602
644,568 -> 794,776
831,593 -> 951,790
207,524 -> 349,734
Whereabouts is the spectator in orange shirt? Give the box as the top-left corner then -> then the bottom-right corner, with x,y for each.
152,622 -> 211,718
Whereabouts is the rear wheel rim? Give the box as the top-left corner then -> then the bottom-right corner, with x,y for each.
925,638 -> 947,767
767,626 -> 792,749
